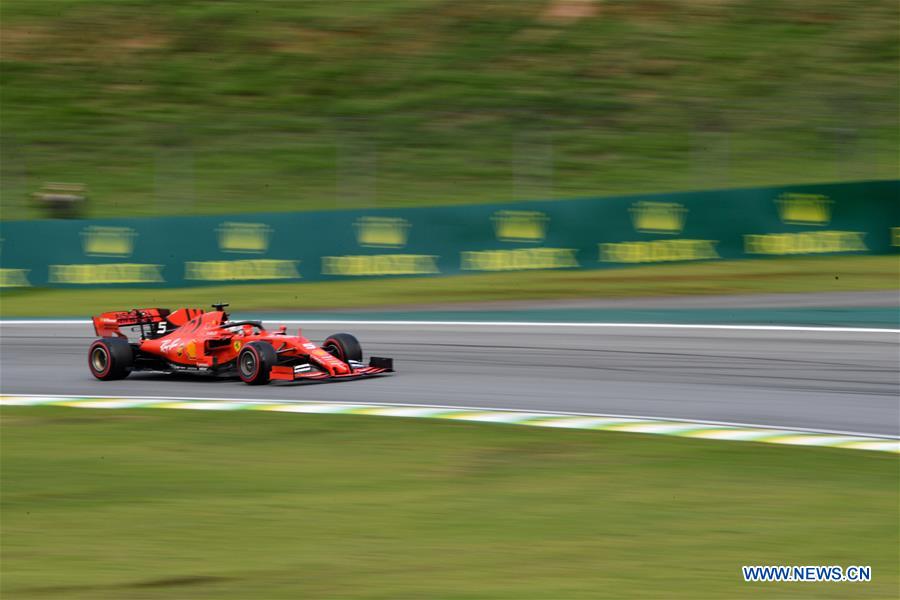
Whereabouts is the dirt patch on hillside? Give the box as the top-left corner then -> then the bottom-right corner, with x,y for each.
540,0 -> 600,24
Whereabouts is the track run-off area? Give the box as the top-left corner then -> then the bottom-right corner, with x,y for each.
1,319 -> 898,447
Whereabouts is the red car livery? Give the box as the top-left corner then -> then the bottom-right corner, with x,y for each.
88,303 -> 393,385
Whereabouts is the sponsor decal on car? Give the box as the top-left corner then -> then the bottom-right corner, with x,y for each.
160,339 -> 183,355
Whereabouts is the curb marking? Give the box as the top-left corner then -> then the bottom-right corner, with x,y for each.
2,395 -> 898,454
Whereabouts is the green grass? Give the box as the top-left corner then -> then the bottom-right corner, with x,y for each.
1,0 -> 897,218
1,405 -> 897,599
1,255 -> 897,317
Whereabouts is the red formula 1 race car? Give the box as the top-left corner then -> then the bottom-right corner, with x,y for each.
88,303 -> 393,385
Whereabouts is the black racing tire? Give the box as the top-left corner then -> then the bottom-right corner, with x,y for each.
238,341 -> 276,385
323,333 -> 363,363
88,337 -> 134,381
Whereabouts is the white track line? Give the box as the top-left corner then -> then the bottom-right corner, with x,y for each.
1,319 -> 897,333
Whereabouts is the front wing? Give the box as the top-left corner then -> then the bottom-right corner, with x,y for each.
269,357 -> 394,382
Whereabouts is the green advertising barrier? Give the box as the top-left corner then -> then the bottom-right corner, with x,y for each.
1,180 -> 897,288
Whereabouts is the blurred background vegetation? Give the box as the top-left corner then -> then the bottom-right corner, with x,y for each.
1,0 -> 897,219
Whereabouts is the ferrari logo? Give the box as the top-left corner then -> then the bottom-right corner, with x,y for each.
630,202 -> 687,234
233,341 -> 242,351
492,210 -> 548,243
776,193 -> 831,225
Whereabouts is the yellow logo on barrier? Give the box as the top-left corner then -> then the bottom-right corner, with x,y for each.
217,222 -> 272,253
353,217 -> 410,248
744,231 -> 867,255
80,226 -> 137,257
0,239 -> 28,288
461,248 -> 579,271
48,264 -> 164,284
776,193 -> 832,225
0,269 -> 30,288
600,240 -> 719,263
184,259 -> 300,281
322,255 -> 439,276
629,202 -> 687,234
601,202 -> 718,264
492,210 -> 549,242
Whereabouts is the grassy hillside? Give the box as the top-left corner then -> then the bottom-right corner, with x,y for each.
1,0 -> 897,218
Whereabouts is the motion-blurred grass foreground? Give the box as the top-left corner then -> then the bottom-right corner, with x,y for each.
2,0 -> 898,218
2,406 -> 897,599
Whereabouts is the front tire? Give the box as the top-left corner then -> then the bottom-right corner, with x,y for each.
88,337 -> 134,380
323,333 -> 363,363
238,341 -> 276,385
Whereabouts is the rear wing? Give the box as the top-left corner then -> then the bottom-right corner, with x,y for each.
93,308 -> 171,338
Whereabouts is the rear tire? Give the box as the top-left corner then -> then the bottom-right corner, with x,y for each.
238,341 -> 276,385
323,333 -> 363,363
88,337 -> 134,380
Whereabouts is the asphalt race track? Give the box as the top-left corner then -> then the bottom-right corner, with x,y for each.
1,321 -> 898,436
